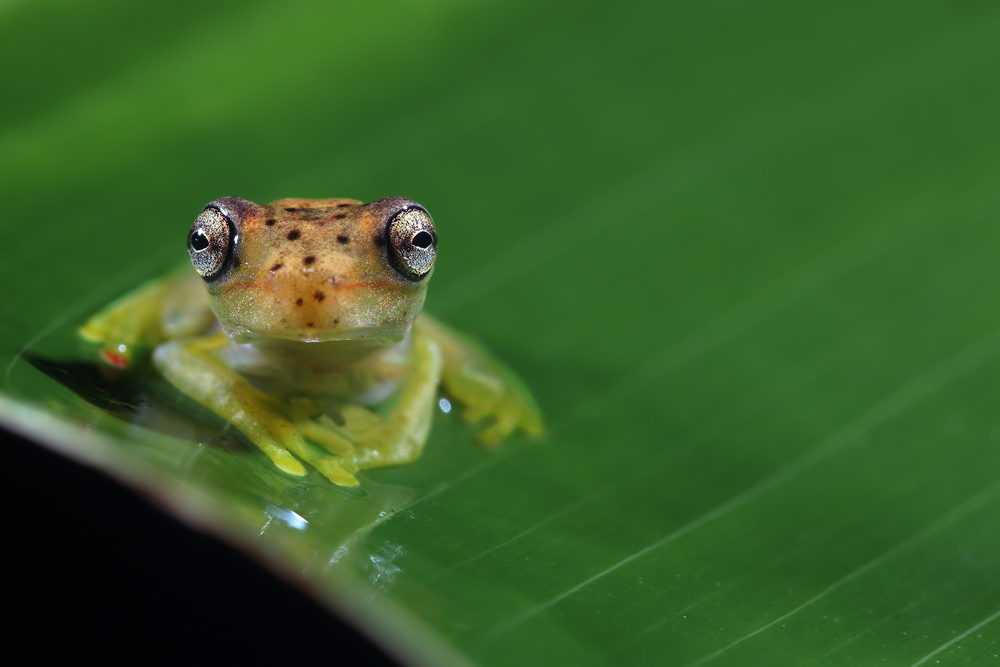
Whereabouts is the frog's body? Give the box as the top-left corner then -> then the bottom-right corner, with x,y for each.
80,196 -> 542,486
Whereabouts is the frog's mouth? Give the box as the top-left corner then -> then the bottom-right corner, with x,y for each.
222,322 -> 411,346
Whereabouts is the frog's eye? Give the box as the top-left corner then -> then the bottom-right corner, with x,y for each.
387,206 -> 437,281
188,207 -> 234,281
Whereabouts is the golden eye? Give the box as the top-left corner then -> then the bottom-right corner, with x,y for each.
387,206 -> 437,280
187,207 -> 234,281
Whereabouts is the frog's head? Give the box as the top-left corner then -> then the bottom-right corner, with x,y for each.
187,196 -> 436,344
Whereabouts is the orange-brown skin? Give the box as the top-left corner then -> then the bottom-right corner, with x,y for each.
206,196 -> 428,345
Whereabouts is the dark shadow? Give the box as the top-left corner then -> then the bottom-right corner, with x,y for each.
25,353 -> 249,457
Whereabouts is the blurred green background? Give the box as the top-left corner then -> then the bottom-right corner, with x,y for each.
4,0 -> 1000,664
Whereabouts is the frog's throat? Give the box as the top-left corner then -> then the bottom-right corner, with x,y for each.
222,331 -> 414,401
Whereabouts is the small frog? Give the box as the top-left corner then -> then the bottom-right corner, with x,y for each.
80,196 -> 542,486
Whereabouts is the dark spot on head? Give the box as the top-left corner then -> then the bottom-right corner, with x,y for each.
337,203 -> 351,208
333,318 -> 340,325
295,298 -> 304,306
306,322 -> 314,328
333,213 -> 346,219
373,235 -> 385,247
231,257 -> 240,269
313,291 -> 325,302
270,263 -> 283,272
337,235 -> 349,244
265,218 -> 276,227
287,230 -> 301,241
303,255 -> 315,265
284,206 -> 304,212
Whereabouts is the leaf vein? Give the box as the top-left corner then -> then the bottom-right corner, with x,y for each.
688,480 -> 1000,666
484,325 -> 1000,642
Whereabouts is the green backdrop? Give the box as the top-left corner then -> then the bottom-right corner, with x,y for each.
4,0 -> 1000,663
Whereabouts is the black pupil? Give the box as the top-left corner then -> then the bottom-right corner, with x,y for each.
190,230 -> 209,251
412,231 -> 433,249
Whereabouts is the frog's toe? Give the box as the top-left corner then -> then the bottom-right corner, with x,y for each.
296,417 -> 355,456
519,407 -> 545,436
247,430 -> 308,476
475,411 -> 517,447
459,398 -> 499,426
272,455 -> 307,476
312,456 -> 360,487
277,441 -> 359,486
474,400 -> 544,445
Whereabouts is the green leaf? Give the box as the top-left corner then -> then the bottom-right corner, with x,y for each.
4,0 -> 1000,663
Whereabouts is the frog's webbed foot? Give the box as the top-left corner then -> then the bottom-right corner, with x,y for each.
282,399 -> 354,456
444,365 -> 544,445
155,328 -> 443,487
259,407 -> 361,487
283,330 -> 443,475
417,315 -> 543,446
153,335 -> 363,487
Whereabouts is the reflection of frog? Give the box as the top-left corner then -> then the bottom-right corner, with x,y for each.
80,196 -> 543,486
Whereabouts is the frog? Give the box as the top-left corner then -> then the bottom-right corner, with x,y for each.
79,196 -> 543,486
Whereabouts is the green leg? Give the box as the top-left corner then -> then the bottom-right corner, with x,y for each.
80,268 -> 213,368
341,326 -> 444,470
416,314 -> 544,444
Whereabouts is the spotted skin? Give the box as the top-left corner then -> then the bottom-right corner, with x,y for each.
80,196 -> 543,486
